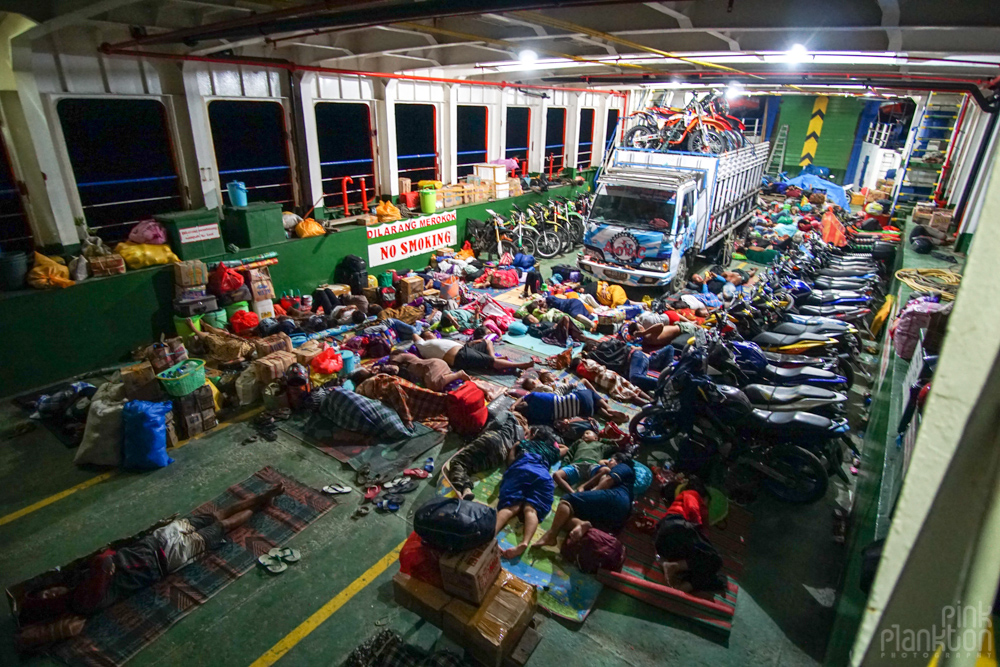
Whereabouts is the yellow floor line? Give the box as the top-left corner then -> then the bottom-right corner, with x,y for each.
0,406 -> 262,527
0,472 -> 116,526
248,540 -> 407,667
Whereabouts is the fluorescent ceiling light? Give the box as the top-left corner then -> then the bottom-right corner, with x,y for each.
517,49 -> 538,64
787,43 -> 809,63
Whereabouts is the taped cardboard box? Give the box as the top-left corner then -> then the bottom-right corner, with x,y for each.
248,267 -> 275,301
174,260 -> 209,286
929,209 -> 953,232
442,571 -> 537,667
913,204 -> 935,224
398,275 -> 424,304
295,340 -> 325,366
121,361 -> 161,402
254,332 -> 293,358
439,539 -> 501,605
865,189 -> 887,204
254,350 -> 297,383
393,572 -> 453,627
399,177 -> 412,193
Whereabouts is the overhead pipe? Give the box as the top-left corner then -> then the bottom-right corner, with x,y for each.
98,45 -> 625,96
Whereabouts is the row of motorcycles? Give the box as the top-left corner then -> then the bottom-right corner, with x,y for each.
629,234 -> 898,504
623,90 -> 750,155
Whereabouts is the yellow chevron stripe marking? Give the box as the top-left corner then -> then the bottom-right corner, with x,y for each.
800,96 -> 829,166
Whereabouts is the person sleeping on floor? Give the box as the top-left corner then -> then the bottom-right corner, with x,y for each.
495,433 -> 568,560
512,378 -> 628,425
654,474 -> 725,594
14,484 -> 285,651
411,331 -> 533,373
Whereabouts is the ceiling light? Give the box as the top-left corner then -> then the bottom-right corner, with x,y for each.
518,49 -> 537,64
725,82 -> 743,99
787,44 -> 809,63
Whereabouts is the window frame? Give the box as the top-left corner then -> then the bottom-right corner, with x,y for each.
504,106 -> 532,175
544,107 -> 567,175
395,102 -> 440,184
313,100 -> 379,211
577,107 -> 596,170
456,104 -> 489,180
46,93 -> 190,231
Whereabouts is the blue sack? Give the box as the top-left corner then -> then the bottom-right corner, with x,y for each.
122,400 -> 175,470
513,253 -> 535,270
508,321 -> 528,336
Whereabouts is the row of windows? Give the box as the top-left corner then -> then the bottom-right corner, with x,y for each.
0,99 -> 623,248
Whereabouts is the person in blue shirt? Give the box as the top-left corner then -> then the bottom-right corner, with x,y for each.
495,435 -> 568,559
513,380 -> 628,425
534,452 -> 637,548
545,295 -> 596,323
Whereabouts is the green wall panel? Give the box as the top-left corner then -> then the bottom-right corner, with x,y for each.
778,95 -> 864,183
0,185 -> 584,398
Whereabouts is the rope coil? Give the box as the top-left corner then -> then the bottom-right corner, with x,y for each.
895,268 -> 962,300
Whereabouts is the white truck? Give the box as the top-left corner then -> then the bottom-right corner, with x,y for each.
578,142 -> 769,292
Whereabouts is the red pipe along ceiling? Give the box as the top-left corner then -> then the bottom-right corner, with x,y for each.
98,45 -> 626,96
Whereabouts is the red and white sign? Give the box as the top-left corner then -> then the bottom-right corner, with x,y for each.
366,210 -> 458,240
368,225 -> 457,267
178,223 -> 221,243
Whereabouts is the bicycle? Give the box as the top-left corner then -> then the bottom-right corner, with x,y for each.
486,208 -> 536,256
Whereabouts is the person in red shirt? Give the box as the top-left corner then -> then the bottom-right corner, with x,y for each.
654,475 -> 725,593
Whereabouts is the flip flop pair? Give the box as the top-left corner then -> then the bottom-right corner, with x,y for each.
363,485 -> 382,502
257,547 -> 301,574
376,494 -> 405,513
322,483 -> 352,495
404,468 -> 429,479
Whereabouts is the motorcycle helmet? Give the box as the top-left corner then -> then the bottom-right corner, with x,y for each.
257,317 -> 280,337
911,237 -> 933,254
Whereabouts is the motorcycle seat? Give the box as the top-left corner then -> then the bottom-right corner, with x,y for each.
753,331 -> 831,347
765,364 -> 839,380
808,289 -> 865,301
797,305 -> 866,317
772,322 -> 846,336
743,384 -> 841,404
816,268 -> 874,278
749,409 -> 833,430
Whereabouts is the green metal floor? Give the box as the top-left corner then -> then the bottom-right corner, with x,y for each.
0,252 -> 856,667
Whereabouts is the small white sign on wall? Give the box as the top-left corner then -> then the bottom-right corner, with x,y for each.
178,224 -> 221,243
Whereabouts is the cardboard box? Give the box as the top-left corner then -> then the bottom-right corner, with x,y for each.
248,267 -> 275,301
254,350 -> 297,383
121,361 -> 158,401
865,189 -> 887,204
876,178 -> 895,191
393,572 -> 453,627
423,288 -> 440,299
490,181 -> 510,200
295,340 -> 325,366
254,332 -> 293,358
174,284 -> 207,300
474,163 -> 507,183
89,254 -> 126,276
183,412 -> 203,438
399,177 -> 412,193
195,385 -> 215,411
165,412 -> 179,448
329,284 -> 351,297
930,209 -> 953,231
363,286 -> 379,303
201,408 -> 218,430
850,192 -> 865,206
398,275 -> 424,304
439,539 -> 502,605
252,298 -> 276,320
442,571 -> 537,667
174,260 -> 209,287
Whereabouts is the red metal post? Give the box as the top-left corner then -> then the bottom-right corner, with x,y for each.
359,177 -> 368,211
548,155 -> 554,178
342,176 -> 353,216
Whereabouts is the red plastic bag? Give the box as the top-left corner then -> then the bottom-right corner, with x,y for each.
447,381 -> 489,436
230,309 -> 259,335
209,263 -> 244,295
398,531 -> 443,587
311,347 -> 343,375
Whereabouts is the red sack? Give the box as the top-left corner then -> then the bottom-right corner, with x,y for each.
230,309 -> 259,335
491,268 -> 518,289
311,348 -> 343,375
398,531 -> 443,587
447,381 -> 489,436
209,263 -> 244,295
560,527 -> 626,574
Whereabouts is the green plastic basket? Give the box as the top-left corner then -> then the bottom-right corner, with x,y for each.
157,359 -> 206,397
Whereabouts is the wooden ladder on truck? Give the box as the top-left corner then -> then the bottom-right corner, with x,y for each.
765,124 -> 788,177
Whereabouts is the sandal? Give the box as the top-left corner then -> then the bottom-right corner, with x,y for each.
393,479 -> 417,494
268,547 -> 301,563
322,483 -> 352,495
423,457 -> 435,473
383,476 -> 407,491
404,468 -> 429,479
363,485 -> 382,502
257,554 -> 288,574
376,498 -> 401,513
352,505 -> 371,519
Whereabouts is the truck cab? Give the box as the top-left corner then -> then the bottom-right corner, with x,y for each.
579,171 -> 704,291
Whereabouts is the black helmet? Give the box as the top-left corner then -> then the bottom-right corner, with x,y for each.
911,237 -> 933,254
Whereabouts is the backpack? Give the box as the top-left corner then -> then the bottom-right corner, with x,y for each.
414,497 -> 497,552
491,268 -> 519,289
588,338 -> 631,376
560,528 -> 626,574
379,286 -> 397,308
339,255 -> 369,295
447,381 -> 489,436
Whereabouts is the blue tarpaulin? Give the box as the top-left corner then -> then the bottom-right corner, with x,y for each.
785,173 -> 849,209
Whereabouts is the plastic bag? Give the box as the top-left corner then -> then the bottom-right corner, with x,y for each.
27,252 -> 74,289
128,220 -> 168,245
398,532 -> 443,587
295,218 -> 326,238
68,256 -> 89,282
121,400 -> 174,470
81,236 -> 112,258
230,309 -> 260,335
115,241 -> 179,269
311,347 -> 343,375
282,211 -> 302,231
209,262 -> 245,295
235,366 -> 261,406
74,382 -> 127,467
376,200 -> 401,223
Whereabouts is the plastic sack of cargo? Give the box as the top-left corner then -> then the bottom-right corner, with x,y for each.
128,220 -> 168,245
821,210 -> 847,247
115,241 -> 179,269
208,262 -> 244,294
295,217 -> 325,238
413,497 -> 496,553
375,200 -> 401,223
121,400 -> 174,470
282,211 -> 302,231
230,309 -> 260,335
67,256 -> 89,282
235,366 -> 261,406
81,236 -> 113,258
311,347 -> 343,375
27,252 -> 75,289
74,382 -> 127,467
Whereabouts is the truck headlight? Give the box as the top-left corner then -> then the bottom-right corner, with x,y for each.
639,260 -> 667,271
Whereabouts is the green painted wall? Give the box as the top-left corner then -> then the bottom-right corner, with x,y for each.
778,95 -> 864,184
0,185 -> 584,398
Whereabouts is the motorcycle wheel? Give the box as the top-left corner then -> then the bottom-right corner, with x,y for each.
761,445 -> 829,503
629,406 -> 679,447
498,235 -> 535,257
686,128 -> 727,154
839,357 -> 855,389
624,125 -> 659,150
567,218 -> 585,245
534,230 -> 561,259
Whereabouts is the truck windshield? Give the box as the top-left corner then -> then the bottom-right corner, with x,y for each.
590,185 -> 676,232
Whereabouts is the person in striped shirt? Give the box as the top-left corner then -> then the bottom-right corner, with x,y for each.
513,379 -> 627,426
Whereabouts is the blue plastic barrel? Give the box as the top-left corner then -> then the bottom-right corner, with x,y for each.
340,350 -> 357,376
227,181 -> 248,207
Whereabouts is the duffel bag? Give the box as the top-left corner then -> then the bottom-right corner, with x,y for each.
446,381 -> 489,436
490,268 -> 519,289
414,497 -> 496,553
560,527 -> 626,574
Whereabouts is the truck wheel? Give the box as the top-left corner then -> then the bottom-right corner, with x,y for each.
670,254 -> 689,293
718,234 -> 734,266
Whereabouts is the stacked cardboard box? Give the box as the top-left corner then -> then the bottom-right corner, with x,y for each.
865,189 -> 887,204
121,361 -> 162,402
398,275 -> 423,304
913,203 -> 935,225
929,209 -> 953,232
173,384 -> 216,438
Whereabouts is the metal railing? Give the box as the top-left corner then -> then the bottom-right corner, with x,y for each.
577,141 -> 593,170
505,147 -> 528,175
457,149 -> 487,178
544,144 -> 565,177
76,173 -> 183,239
319,156 -> 376,211
218,165 -> 293,205
398,152 -> 438,183
866,122 -> 896,148
0,186 -> 33,251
